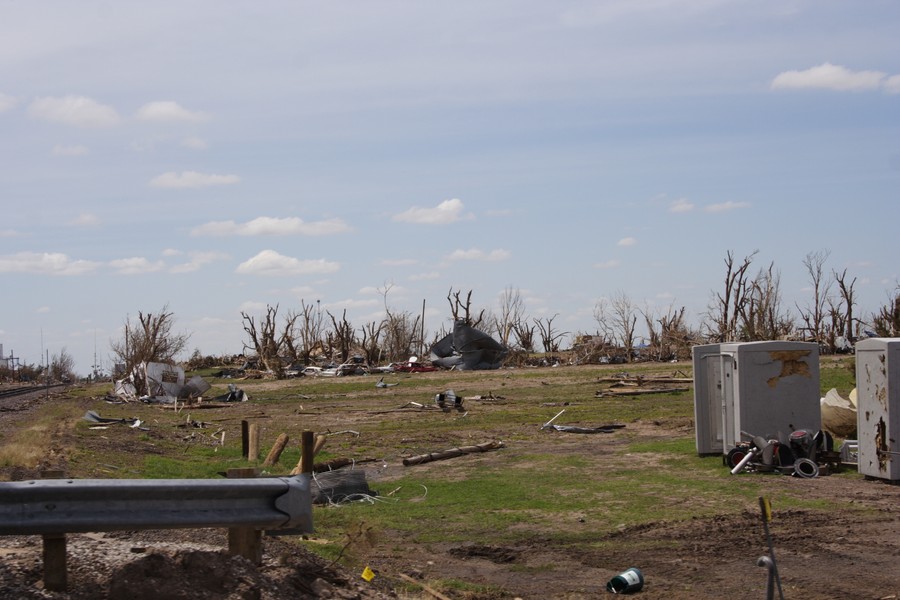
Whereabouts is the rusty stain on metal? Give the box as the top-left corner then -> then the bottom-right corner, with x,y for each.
876,417 -> 888,471
765,350 -> 812,388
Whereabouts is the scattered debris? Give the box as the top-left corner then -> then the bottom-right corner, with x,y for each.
726,429 -> 838,477
820,387 -> 857,438
429,320 -> 508,370
214,383 -> 250,403
375,377 -> 399,388
596,386 -> 689,397
540,409 -> 624,434
403,440 -> 504,466
311,469 -> 375,504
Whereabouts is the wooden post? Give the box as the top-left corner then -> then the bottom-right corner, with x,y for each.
262,433 -> 289,467
40,470 -> 67,592
241,420 -> 250,459
301,431 -> 315,474
226,467 -> 263,564
247,423 -> 260,462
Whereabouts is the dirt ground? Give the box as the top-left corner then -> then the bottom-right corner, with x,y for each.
2,372 -> 900,599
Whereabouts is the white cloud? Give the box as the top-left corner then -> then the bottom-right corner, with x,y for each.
617,237 -> 637,247
150,171 -> 240,189
28,95 -> 120,127
169,251 -> 228,273
669,198 -> 694,213
235,250 -> 341,276
69,213 -> 100,227
239,301 -> 270,313
181,136 -> 209,150
446,248 -> 511,262
136,101 -> 210,122
381,258 -> 418,266
36,306 -> 51,314
884,75 -> 900,95
705,201 -> 750,213
0,93 -> 19,112
393,198 -> 472,224
191,216 -> 351,237
52,144 -> 89,156
324,298 -> 379,310
0,251 -> 99,275
0,229 -> 22,237
109,257 -> 165,275
594,259 -> 621,269
409,271 -> 440,281
771,63 -> 886,92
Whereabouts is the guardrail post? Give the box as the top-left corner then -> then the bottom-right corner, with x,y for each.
40,470 -> 67,592
226,467 -> 262,564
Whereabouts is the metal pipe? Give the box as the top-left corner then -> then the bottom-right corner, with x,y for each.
0,475 -> 312,536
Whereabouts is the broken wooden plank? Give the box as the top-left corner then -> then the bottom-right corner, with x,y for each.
596,386 -> 689,397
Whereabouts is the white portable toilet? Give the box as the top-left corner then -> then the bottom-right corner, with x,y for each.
855,338 -> 900,481
692,341 -> 821,456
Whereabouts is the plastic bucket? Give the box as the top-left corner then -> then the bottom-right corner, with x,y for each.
606,567 -> 644,594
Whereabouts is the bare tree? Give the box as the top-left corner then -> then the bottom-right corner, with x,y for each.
496,286 -> 525,347
296,300 -> 327,365
241,304 -> 299,378
739,262 -> 794,341
595,292 -> 638,361
49,347 -> 76,382
446,288 -> 485,328
533,314 -> 567,354
797,250 -> 832,344
703,250 -> 757,342
110,305 -> 191,385
834,268 -> 858,343
327,310 -> 356,363
360,320 -> 385,365
512,321 -> 536,353
871,285 -> 900,337
380,283 -> 422,362
642,304 -> 691,361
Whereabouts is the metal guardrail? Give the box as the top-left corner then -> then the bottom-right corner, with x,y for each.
0,474 -> 313,536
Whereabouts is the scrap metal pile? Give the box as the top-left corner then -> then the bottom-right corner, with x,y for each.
726,429 -> 842,478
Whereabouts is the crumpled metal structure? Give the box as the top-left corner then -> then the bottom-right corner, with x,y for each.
429,320 -> 508,370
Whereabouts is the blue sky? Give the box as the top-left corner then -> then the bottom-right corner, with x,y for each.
1,1 -> 898,375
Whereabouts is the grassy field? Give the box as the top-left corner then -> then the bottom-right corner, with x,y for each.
1,356 -> 868,598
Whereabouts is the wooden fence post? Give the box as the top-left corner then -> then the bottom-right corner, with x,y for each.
226,467 -> 263,564
40,470 -> 67,592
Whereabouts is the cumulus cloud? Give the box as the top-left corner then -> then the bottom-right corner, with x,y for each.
28,95 -> 120,127
393,198 -> 472,224
617,237 -> 637,247
191,216 -> 351,237
669,198 -> 694,213
325,298 -> 379,310
0,93 -> 19,112
1,229 -> 22,237
69,213 -> 100,227
109,257 -> 165,275
52,144 -> 89,156
136,101 -> 210,122
705,201 -> 750,213
771,63 -> 888,92
0,251 -> 99,275
181,136 -> 209,150
169,251 -> 229,273
594,259 -> 621,269
235,250 -> 340,276
446,248 -> 510,262
150,171 -> 240,188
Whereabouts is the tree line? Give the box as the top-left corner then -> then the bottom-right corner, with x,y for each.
6,249 -> 895,382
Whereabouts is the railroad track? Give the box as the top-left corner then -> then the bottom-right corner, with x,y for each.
0,384 -> 66,411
